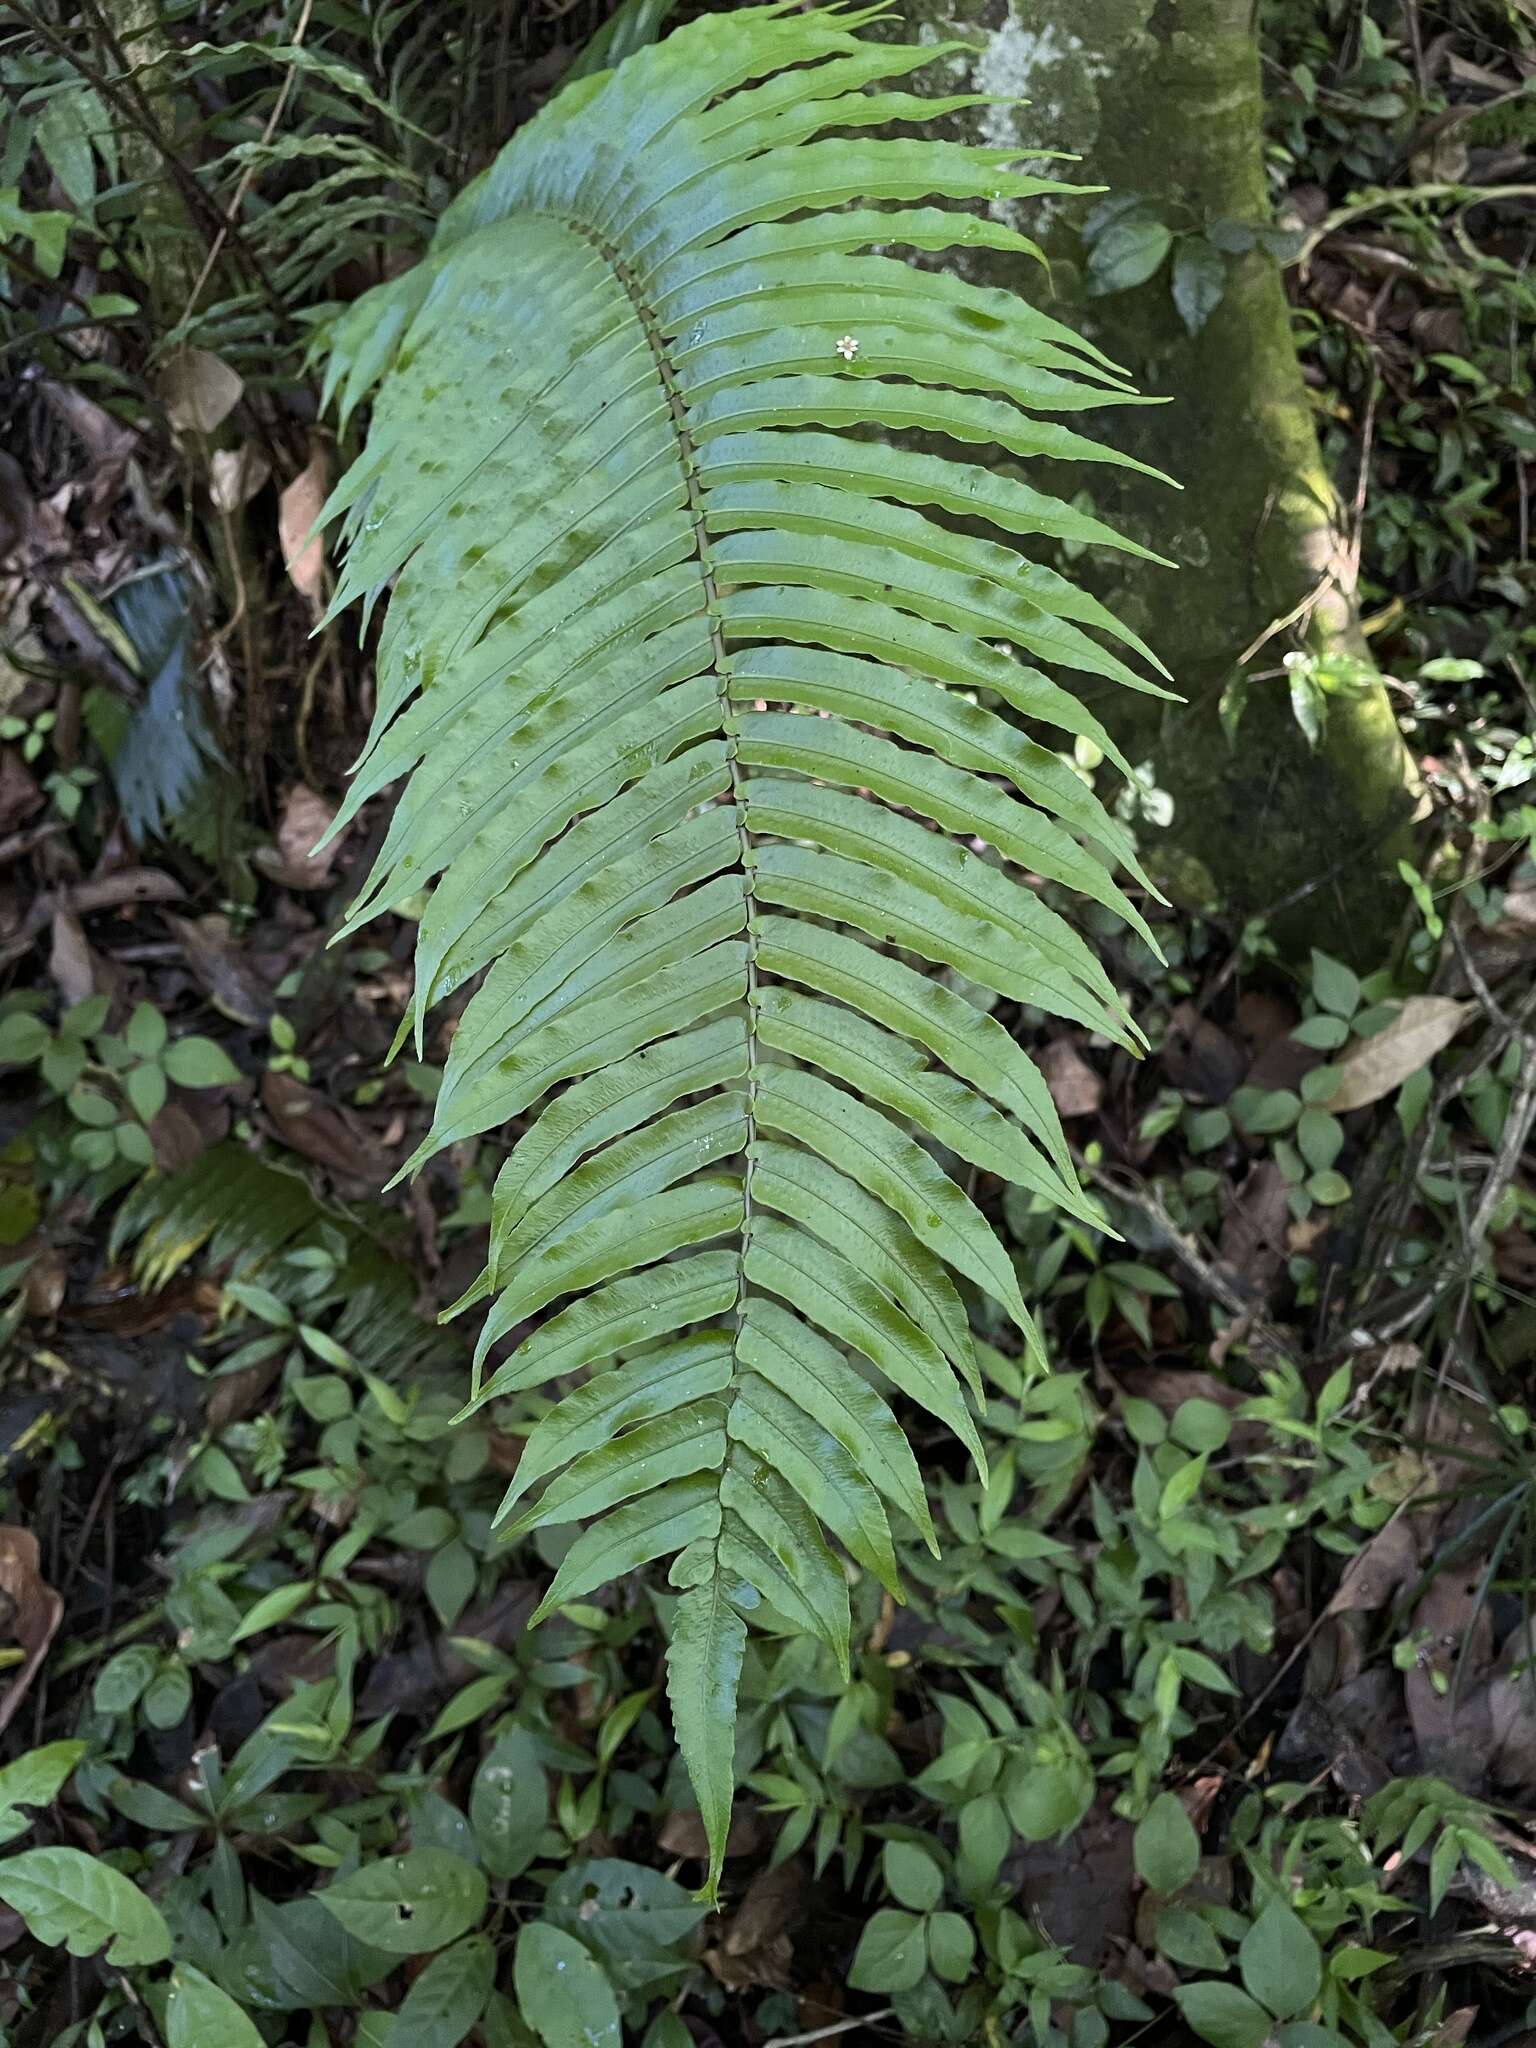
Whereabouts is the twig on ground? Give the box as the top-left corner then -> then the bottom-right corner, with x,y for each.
763,2014 -> 895,2048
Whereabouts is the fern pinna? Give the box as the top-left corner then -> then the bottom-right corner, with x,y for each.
319,0 -> 1167,1893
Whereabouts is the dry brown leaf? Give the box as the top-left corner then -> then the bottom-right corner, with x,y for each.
161,348 -> 244,436
0,752 -> 42,838
1328,997 -> 1472,1113
0,1526 -> 63,1736
702,1858 -> 801,1990
1405,1566 -> 1493,1784
148,1103 -> 214,1173
1487,1632 -> 1536,1796
208,443 -> 272,515
1218,1159 -> 1290,1299
167,913 -> 274,1027
48,906 -> 95,1006
279,447 -> 329,608
1327,1513 -> 1421,1616
21,1249 -> 66,1319
1235,989 -> 1295,1052
1035,1038 -> 1102,1119
1161,1001 -> 1246,1104
38,380 -> 139,470
253,783 -> 345,891
657,1805 -> 758,1863
261,1069 -> 388,1185
1012,1801 -> 1136,1967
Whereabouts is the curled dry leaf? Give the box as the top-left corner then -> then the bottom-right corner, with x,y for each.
657,1804 -> 759,1863
702,1858 -> 801,1991
160,348 -> 244,437
166,913 -> 273,1027
279,446 -> 330,608
208,444 -> 272,516
21,1249 -> 66,1319
261,1069 -> 389,1186
1326,1512 -> 1421,1616
253,783 -> 345,891
0,1525 -> 63,1737
47,906 -> 95,1006
1327,996 -> 1473,1113
1035,1038 -> 1103,1119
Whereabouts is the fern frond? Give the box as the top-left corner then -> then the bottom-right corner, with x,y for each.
112,1142 -> 453,1375
320,0 -> 1165,1895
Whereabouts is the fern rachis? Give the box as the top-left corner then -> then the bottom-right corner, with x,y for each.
319,0 -> 1167,1896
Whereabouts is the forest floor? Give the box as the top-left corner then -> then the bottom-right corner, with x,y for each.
0,3 -> 1535,2045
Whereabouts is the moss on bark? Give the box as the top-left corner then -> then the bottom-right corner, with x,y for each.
897,0 -> 1422,956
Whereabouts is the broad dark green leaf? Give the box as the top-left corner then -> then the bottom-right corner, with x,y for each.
469,1729 -> 547,1881
545,1858 -> 706,1990
318,1849 -> 487,1955
382,1934 -> 496,2048
514,1920 -> 622,2048
0,1848 -> 170,1966
165,1965 -> 266,2048
1240,1899 -> 1322,2019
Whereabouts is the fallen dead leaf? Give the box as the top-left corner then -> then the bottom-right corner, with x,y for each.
1327,1513 -> 1422,1616
356,1579 -> 538,1719
0,1525 -> 63,1737
1327,997 -> 1473,1113
1426,2009 -> 1478,2048
1035,1038 -> 1103,1119
1244,1025 -> 1321,1097
47,906 -> 95,1006
167,913 -> 274,1027
702,1858 -> 801,1991
21,1249 -> 66,1319
1405,1565 -> 1494,1785
1235,989 -> 1296,1052
1161,1001 -> 1246,1103
208,443 -> 272,515
1487,1636 -> 1536,1796
1010,1801 -> 1136,1968
261,1069 -> 389,1185
279,445 -> 329,608
658,1804 -> 759,1863
161,348 -> 244,436
253,783 -> 345,891
148,1103 -> 215,1173
1286,1213 -> 1332,1256
69,1266 -> 221,1340
1494,1225 -> 1536,1290
0,751 -> 41,837
1218,1160 -> 1291,1300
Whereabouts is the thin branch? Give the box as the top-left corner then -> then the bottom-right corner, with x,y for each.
1295,182 -> 1536,270
763,2014 -> 895,2048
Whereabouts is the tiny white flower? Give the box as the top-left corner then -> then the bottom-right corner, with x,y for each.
835,334 -> 859,361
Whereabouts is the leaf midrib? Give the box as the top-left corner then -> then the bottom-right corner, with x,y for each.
568,215 -> 759,1377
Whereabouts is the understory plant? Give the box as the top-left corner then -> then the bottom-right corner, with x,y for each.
319,0 -> 1168,1896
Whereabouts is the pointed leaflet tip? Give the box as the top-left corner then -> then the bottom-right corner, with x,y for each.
667,1572 -> 745,1902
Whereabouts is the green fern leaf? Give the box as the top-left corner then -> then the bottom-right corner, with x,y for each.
321,0 -> 1163,1897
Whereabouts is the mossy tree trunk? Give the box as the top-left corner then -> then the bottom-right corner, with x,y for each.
902,0 -> 1422,955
